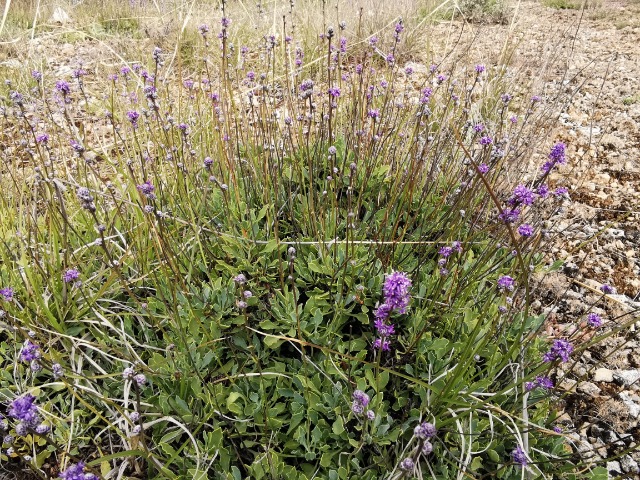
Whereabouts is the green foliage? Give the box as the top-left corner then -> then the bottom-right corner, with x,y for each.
454,0 -> 513,23
0,5 -> 602,479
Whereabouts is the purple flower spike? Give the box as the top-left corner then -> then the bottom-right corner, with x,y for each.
127,110 -> 140,128
587,312 -> 603,327
400,458 -> 415,471
510,185 -> 536,206
373,319 -> 395,337
137,181 -> 155,199
479,136 -> 493,145
600,284 -> 614,294
59,462 -> 95,480
9,394 -> 40,428
517,224 -> 534,237
62,269 -> 80,284
526,375 -> 554,391
0,287 -> 14,301
352,390 -> 370,407
414,422 -> 436,439
511,446 -> 527,466
372,338 -> 390,351
498,207 -> 520,224
19,340 -> 41,363
543,339 -> 573,363
55,80 -> 70,95
541,142 -> 567,173
497,275 -> 515,292
382,272 -> 412,313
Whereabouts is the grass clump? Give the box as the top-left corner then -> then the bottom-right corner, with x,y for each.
0,3 -> 623,480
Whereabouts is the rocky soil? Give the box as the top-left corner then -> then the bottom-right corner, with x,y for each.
427,0 -> 640,474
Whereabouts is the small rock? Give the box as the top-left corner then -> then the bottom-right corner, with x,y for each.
608,461 -> 622,475
559,379 -> 578,392
620,455 -> 640,474
563,262 -> 579,277
578,382 -> 601,396
606,228 -> 625,238
619,392 -> 640,418
50,7 -> 71,24
594,368 -> 614,382
601,133 -> 625,150
614,370 -> 640,387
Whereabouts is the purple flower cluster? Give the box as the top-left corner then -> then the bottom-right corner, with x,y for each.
536,184 -> 549,198
76,187 -> 96,212
59,462 -> 96,480
0,287 -> 14,301
587,312 -> 603,328
9,394 -> 41,431
517,224 -> 534,237
399,458 -> 415,471
543,339 -> 573,363
393,20 -> 404,41
438,242 -> 463,275
372,272 -> 412,352
413,421 -> 436,439
498,207 -> 520,224
525,375 -> 554,391
497,275 -> 515,292
420,87 -> 433,104
137,181 -> 156,200
351,390 -> 370,415
127,110 -> 140,129
511,446 -> 527,466
62,269 -> 80,284
509,185 -> 536,206
479,136 -> 492,146
367,109 -> 380,120
300,79 -> 314,93
382,272 -> 412,313
541,142 -> 567,173
600,284 -> 615,294
55,80 -> 71,96
19,340 -> 41,364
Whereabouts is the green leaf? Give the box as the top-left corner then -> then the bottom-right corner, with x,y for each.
332,416 -> 344,436
470,456 -> 483,471
320,451 -> 335,468
487,449 -> 500,463
587,466 -> 608,480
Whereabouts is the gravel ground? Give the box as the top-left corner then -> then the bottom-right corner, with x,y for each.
428,0 -> 640,474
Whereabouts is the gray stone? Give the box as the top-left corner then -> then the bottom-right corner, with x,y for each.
607,461 -> 622,475
620,455 -> 640,474
601,133 -> 625,150
606,228 -> 625,239
614,370 -> 640,387
50,7 -> 71,24
619,392 -> 640,418
594,368 -> 614,382
578,382 -> 601,396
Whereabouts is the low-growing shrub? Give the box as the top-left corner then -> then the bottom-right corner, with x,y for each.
0,3 -> 618,480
